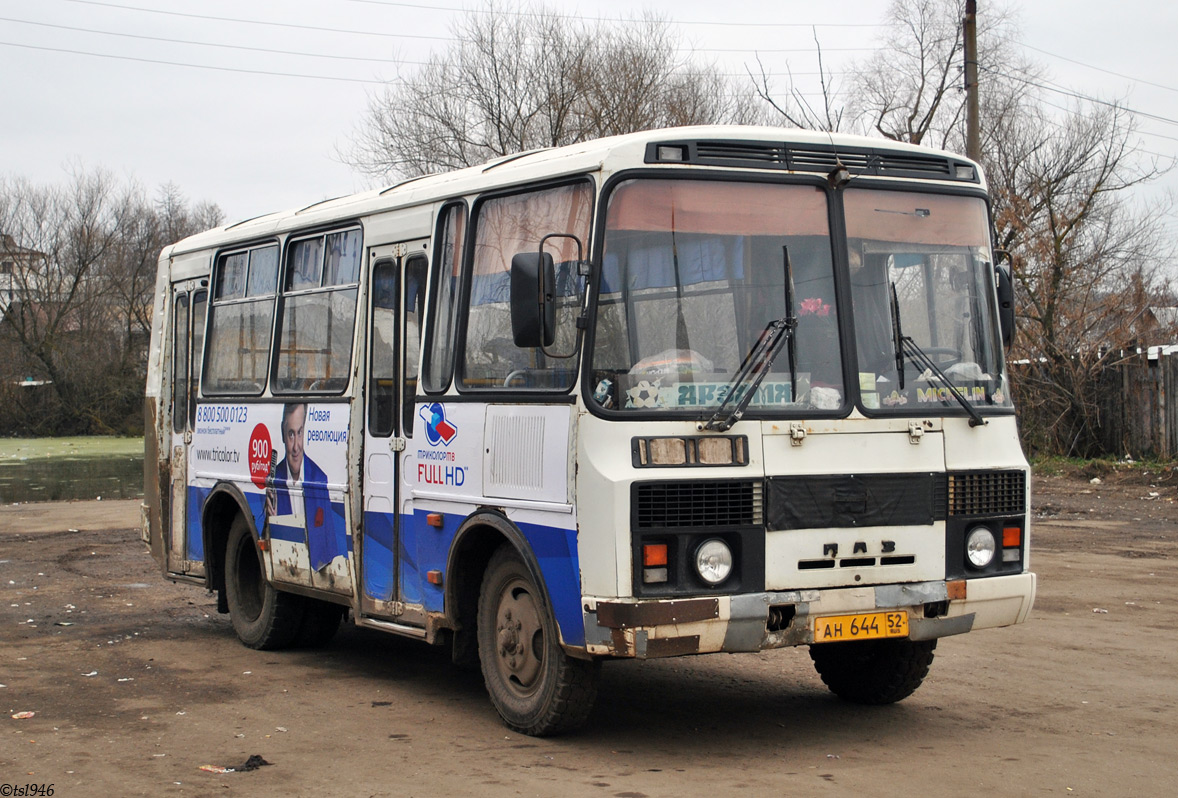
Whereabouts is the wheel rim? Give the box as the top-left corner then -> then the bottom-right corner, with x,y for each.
234,533 -> 265,622
492,577 -> 545,697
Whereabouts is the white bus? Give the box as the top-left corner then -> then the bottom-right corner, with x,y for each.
143,125 -> 1036,735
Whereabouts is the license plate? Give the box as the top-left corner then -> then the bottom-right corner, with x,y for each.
813,611 -> 909,643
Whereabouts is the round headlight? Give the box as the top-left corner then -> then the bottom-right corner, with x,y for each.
695,539 -> 733,585
966,526 -> 996,568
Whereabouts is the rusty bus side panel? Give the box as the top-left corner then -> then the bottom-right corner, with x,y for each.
142,252 -> 175,576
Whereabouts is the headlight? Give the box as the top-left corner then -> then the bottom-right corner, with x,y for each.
966,527 -> 996,568
694,539 -> 733,585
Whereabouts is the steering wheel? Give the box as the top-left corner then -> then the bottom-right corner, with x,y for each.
503,369 -> 528,387
912,347 -> 962,367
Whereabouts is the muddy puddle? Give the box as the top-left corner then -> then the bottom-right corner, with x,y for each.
0,437 -> 143,503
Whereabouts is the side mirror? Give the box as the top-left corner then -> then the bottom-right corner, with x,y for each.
995,260 -> 1015,349
510,251 -> 555,348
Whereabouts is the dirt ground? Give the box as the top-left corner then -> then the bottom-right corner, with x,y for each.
2,466 -> 1176,798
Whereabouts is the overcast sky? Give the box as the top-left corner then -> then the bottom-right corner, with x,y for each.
2,0 -> 1175,240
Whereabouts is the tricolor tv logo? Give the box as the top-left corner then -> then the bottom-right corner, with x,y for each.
419,402 -> 458,446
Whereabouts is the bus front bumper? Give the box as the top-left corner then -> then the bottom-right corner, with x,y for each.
581,572 -> 1036,659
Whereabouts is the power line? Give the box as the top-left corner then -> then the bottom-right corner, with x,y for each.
0,15 -> 421,64
693,46 -> 872,54
1037,98 -> 1175,161
56,0 -> 451,41
341,0 -> 888,28
982,66 -> 1178,128
0,40 -> 392,84
20,1 -> 1178,139
1021,42 -> 1178,95
46,0 -> 875,56
0,35 -> 847,93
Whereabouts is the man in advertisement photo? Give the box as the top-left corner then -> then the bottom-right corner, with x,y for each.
265,402 -> 346,570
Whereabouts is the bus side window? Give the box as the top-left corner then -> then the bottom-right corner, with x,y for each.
423,204 -> 465,393
172,293 -> 189,434
204,245 -> 277,396
368,259 -> 397,437
403,254 -> 428,435
274,229 -> 362,394
190,289 -> 207,428
460,182 -> 591,391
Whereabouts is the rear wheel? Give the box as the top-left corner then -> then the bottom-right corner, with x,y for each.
477,546 -> 599,736
296,599 -> 345,648
224,515 -> 304,650
809,638 -> 937,704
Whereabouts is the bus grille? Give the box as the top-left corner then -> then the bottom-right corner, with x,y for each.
947,471 -> 1026,516
633,480 -> 763,529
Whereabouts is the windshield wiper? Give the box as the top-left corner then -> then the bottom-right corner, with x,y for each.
889,281 -> 986,428
783,245 -> 799,399
703,316 -> 795,431
890,283 -> 906,389
703,245 -> 800,432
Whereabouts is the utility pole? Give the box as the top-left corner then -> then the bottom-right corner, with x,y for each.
963,0 -> 981,161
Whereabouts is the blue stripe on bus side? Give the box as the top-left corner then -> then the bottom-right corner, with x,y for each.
405,510 -> 584,648
267,500 -> 349,547
188,496 -> 583,647
186,485 -> 349,552
411,508 -> 452,614
267,522 -> 305,543
360,511 -> 423,605
186,485 -> 209,561
517,521 -> 584,648
398,512 -> 423,606
361,510 -> 395,601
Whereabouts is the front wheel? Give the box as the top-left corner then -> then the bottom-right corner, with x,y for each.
224,516 -> 304,650
477,546 -> 599,736
809,638 -> 936,704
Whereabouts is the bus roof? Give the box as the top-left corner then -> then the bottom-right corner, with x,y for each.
163,125 -> 985,258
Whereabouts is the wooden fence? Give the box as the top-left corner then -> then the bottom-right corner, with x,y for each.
1097,352 -> 1178,460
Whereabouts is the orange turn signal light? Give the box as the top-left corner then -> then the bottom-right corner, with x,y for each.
643,543 -> 668,567
1003,527 -> 1021,547
426,513 -> 444,528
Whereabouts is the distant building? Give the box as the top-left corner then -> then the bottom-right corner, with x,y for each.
1144,306 -> 1178,336
0,233 -> 47,322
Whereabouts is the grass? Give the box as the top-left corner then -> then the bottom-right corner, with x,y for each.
0,436 -> 144,461
1030,454 -> 1175,478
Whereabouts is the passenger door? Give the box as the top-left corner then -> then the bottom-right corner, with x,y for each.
360,246 -> 428,623
167,283 -> 206,576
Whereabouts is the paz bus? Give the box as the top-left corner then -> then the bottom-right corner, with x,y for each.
143,125 -> 1036,735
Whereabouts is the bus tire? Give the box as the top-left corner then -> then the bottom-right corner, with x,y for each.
224,515 -> 304,650
477,545 -> 599,736
296,599 -> 345,648
809,638 -> 936,705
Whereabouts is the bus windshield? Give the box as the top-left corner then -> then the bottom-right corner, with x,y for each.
589,178 -> 845,415
845,188 -> 1012,414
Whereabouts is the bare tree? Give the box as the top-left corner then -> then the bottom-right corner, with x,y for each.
748,0 -> 1174,456
751,0 -> 1034,146
846,0 -> 967,146
345,2 -> 763,179
749,32 -> 845,131
0,170 -> 221,435
989,102 -> 1174,455
845,0 -> 1040,149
